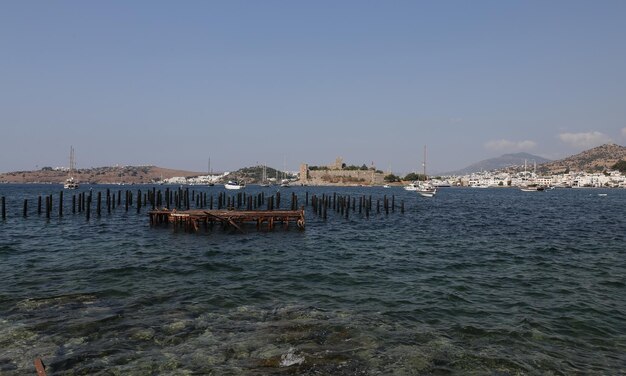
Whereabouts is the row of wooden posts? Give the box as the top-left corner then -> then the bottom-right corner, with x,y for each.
0,188 -> 404,221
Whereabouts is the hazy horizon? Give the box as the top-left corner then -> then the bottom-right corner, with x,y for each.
2,1 -> 626,175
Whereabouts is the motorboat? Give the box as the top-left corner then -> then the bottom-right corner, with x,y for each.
224,180 -> 245,190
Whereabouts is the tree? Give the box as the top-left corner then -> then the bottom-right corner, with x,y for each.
403,173 -> 425,181
384,174 -> 400,182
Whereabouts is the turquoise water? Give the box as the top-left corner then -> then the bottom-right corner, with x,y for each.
1,185 -> 625,375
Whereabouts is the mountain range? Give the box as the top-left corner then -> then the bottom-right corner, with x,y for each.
444,152 -> 552,175
538,143 -> 626,174
445,143 -> 626,175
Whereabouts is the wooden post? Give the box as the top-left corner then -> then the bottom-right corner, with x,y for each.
107,189 -> 111,213
125,190 -> 129,211
46,196 -> 50,219
86,195 -> 91,221
1,196 -> 5,220
38,195 -> 42,215
97,191 -> 102,217
59,191 -> 63,217
23,199 -> 28,217
137,190 -> 142,213
73,194 -> 76,214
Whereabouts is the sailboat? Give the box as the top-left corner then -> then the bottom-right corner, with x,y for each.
260,164 -> 271,187
64,146 -> 79,189
416,146 -> 436,197
207,158 -> 214,186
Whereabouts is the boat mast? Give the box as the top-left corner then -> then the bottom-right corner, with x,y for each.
69,146 -> 75,178
422,145 -> 427,181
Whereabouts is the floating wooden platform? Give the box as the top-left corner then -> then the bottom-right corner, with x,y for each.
148,208 -> 305,232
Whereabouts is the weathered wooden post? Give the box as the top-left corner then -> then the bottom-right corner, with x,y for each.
125,190 -> 129,211
46,196 -> 50,219
117,190 -> 121,206
86,195 -> 91,221
59,191 -> 63,217
305,191 -> 309,206
276,192 -> 281,209
185,188 -> 190,210
97,191 -> 102,217
1,196 -> 5,220
137,190 -> 141,213
23,199 -> 28,218
38,195 -> 42,215
107,189 -> 111,213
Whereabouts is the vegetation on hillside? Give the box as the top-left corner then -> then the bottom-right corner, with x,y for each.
612,160 -> 626,173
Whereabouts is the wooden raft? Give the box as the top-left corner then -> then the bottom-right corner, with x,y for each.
148,208 -> 305,232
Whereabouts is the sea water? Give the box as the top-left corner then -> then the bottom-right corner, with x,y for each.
1,184 -> 625,375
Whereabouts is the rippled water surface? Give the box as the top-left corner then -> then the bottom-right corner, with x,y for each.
1,184 -> 625,375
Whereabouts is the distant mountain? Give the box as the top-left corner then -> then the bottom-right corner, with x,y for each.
539,143 -> 626,173
446,152 -> 551,175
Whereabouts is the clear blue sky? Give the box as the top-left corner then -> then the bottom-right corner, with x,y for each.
2,1 -> 625,174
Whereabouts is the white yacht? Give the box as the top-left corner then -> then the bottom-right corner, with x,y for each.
224,180 -> 245,190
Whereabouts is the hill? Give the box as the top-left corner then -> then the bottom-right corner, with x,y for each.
539,143 -> 626,174
446,152 -> 551,175
0,166 -> 205,184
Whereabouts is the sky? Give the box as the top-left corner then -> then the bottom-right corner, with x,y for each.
1,1 -> 626,175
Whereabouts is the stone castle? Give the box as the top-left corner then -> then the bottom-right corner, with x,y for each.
299,157 -> 386,186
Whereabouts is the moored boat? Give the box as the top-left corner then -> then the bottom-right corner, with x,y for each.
224,180 -> 245,190
64,146 -> 79,189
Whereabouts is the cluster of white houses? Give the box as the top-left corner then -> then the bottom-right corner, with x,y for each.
432,170 -> 626,188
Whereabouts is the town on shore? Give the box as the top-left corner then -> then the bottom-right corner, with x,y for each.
1,144 -> 625,189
